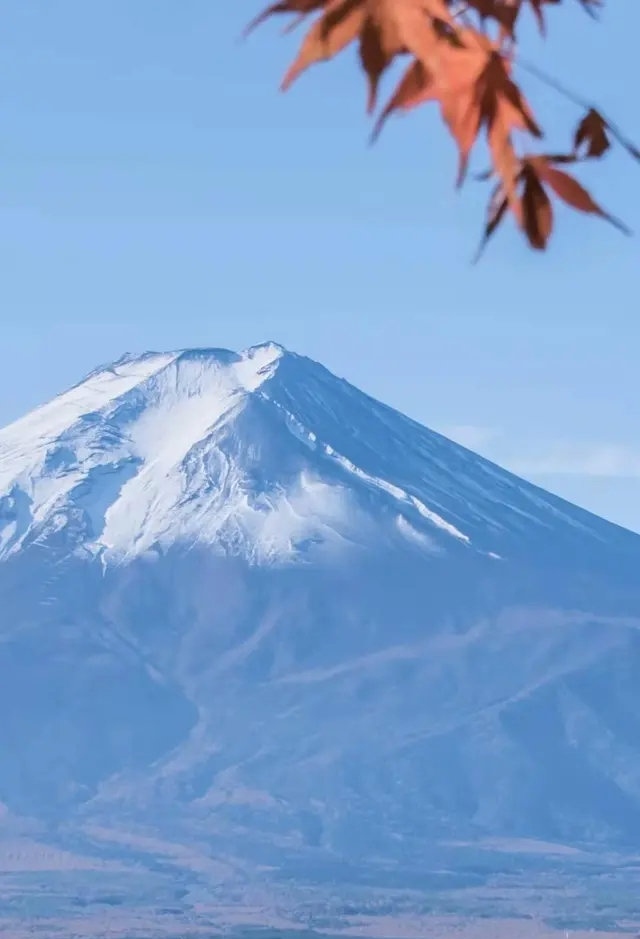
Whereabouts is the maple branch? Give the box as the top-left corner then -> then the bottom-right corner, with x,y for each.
516,56 -> 595,112
516,56 -> 640,158
249,0 -> 637,254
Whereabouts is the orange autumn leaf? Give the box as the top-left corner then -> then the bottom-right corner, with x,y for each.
371,58 -> 436,139
474,182 -> 510,259
573,108 -> 640,162
252,0 -> 455,95
374,38 -> 541,186
520,164 -> 554,248
280,0 -> 365,90
477,153 -> 631,255
437,43 -> 541,185
574,108 -> 610,158
529,156 -> 631,234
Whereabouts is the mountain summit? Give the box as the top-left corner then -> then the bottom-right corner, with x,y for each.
2,344 -> 640,905
0,342 -> 632,569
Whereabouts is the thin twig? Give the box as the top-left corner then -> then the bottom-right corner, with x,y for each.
517,56 -> 640,158
517,56 -> 594,111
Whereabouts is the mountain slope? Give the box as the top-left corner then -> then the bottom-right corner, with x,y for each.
1,342 -> 640,879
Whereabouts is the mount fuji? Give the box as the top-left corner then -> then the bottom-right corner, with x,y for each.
2,342 -> 640,933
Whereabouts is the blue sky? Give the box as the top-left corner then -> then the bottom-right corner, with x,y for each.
1,1 -> 639,529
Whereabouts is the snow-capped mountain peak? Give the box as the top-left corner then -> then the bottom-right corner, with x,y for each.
0,342 -> 633,567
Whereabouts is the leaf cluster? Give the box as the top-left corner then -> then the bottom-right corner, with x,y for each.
247,0 -> 638,254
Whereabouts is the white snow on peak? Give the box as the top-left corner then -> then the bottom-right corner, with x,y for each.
0,342 -> 359,563
0,352 -> 176,460
0,341 -> 617,566
0,343 -> 281,465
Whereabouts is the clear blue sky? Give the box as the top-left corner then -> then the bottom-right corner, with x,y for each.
1,2 -> 639,529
